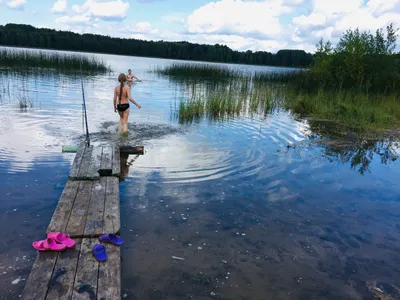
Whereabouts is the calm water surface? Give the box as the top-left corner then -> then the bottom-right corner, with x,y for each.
0,50 -> 400,300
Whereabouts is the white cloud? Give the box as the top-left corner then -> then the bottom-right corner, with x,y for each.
47,0 -> 400,54
56,14 -> 91,26
293,12 -> 326,27
51,0 -> 67,13
367,0 -> 400,17
313,0 -> 363,15
283,0 -> 303,4
71,0 -> 129,21
186,0 -> 291,39
4,0 -> 25,9
290,0 -> 400,51
122,22 -> 157,34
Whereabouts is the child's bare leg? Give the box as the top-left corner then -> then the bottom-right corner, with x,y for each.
118,111 -> 124,132
122,109 -> 130,134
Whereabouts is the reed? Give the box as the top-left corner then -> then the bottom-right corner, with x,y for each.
0,48 -> 110,73
285,89 -> 400,129
156,63 -> 245,79
157,38 -> 400,130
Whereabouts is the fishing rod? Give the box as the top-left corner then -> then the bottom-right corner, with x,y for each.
80,62 -> 90,146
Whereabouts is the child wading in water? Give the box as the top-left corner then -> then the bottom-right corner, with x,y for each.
114,73 -> 141,135
126,68 -> 140,88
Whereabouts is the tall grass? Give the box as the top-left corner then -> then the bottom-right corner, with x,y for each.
285,89 -> 400,129
0,48 -> 110,73
157,32 -> 400,130
156,63 -> 245,79
175,78 -> 279,124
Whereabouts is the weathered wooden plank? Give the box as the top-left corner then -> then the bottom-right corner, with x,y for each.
97,243 -> 121,300
84,177 -> 106,237
99,147 -> 112,176
86,146 -> 102,180
103,177 -> 120,235
47,181 -> 80,235
76,145 -> 94,179
45,240 -> 82,300
69,142 -> 87,179
21,252 -> 58,300
112,146 -> 121,177
120,145 -> 144,155
72,238 -> 99,300
66,181 -> 93,238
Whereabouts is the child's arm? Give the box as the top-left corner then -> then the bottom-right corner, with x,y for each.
127,88 -> 141,109
113,87 -> 117,112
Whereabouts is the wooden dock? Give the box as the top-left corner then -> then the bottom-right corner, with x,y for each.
21,143 -> 143,300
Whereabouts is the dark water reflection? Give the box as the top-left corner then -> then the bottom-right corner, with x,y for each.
0,50 -> 400,299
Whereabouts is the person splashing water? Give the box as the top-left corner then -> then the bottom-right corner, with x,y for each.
114,73 -> 141,135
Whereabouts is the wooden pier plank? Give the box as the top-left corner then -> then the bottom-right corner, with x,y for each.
100,146 -> 113,176
76,145 -> 94,179
120,145 -> 144,155
47,181 -> 80,235
20,252 -> 58,300
66,181 -> 93,238
71,238 -> 99,300
86,146 -> 103,180
98,243 -> 121,300
103,177 -> 120,235
45,240 -> 82,300
112,146 -> 121,177
22,143 -> 135,300
84,177 -> 106,237
69,142 -> 86,179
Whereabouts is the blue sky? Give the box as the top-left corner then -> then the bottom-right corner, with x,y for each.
0,0 -> 399,53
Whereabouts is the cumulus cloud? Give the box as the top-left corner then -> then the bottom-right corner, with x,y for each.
56,14 -> 91,26
290,0 -> 400,50
50,0 -> 400,53
122,22 -> 156,34
71,0 -> 129,21
0,0 -> 26,9
186,0 -> 291,39
51,0 -> 67,13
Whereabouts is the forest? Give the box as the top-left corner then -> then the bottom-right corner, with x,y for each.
0,23 -> 313,68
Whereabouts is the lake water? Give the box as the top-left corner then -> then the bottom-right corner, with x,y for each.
1,50 -> 400,300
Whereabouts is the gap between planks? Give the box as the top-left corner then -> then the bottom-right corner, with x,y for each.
22,238 -> 121,300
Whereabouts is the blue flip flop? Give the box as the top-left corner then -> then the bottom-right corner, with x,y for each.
99,234 -> 124,246
92,244 -> 107,262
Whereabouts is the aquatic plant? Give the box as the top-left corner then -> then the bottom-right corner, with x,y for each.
0,48 -> 110,73
175,79 -> 280,124
155,63 -> 245,79
17,95 -> 32,109
285,89 -> 400,129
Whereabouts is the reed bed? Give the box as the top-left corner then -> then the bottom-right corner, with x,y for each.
158,60 -> 400,129
176,79 -> 279,124
156,63 -> 246,79
0,48 -> 110,73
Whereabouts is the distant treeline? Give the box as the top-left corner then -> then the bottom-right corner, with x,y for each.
0,24 -> 313,68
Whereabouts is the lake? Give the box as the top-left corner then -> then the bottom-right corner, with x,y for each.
1,50 -> 400,300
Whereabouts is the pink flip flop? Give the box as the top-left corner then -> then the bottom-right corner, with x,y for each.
43,237 -> 67,252
32,240 -> 48,252
47,232 -> 76,248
